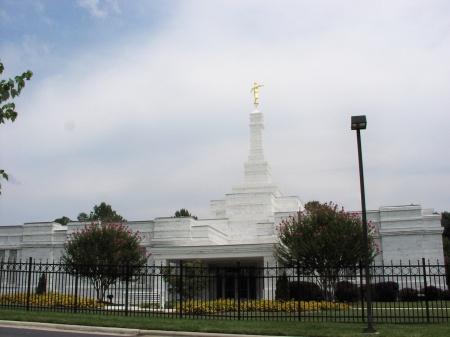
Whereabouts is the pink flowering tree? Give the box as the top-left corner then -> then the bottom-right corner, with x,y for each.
62,222 -> 148,301
275,201 -> 379,300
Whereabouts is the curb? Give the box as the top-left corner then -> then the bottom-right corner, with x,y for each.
0,320 -> 138,335
0,320 -> 277,337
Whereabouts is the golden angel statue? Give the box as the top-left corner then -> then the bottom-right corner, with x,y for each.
250,82 -> 264,107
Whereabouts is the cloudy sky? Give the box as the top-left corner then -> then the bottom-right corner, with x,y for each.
1,0 -> 449,225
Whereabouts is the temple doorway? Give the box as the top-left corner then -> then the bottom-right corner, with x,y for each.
211,264 -> 260,300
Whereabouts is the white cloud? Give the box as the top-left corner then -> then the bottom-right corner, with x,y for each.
77,0 -> 120,19
1,1 -> 450,225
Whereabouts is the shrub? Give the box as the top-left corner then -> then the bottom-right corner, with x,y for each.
335,281 -> 358,302
420,286 -> 442,301
275,271 -> 290,301
176,299 -> 350,314
398,288 -> 419,302
35,273 -> 47,295
372,281 -> 399,302
289,281 -> 322,301
440,289 -> 450,300
358,285 -> 366,301
0,292 -> 103,309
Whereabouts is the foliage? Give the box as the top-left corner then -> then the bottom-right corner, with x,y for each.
0,61 -> 33,194
61,222 -> 147,300
0,170 -> 8,193
162,260 -> 209,300
444,237 -> 450,260
289,281 -> 323,301
77,212 -> 89,221
398,288 -> 419,302
0,62 -> 33,124
0,292 -> 103,309
420,285 -> 442,301
442,212 -> 450,287
372,281 -> 399,302
334,281 -> 358,302
304,200 -> 321,209
442,212 -> 450,262
174,208 -> 198,220
442,212 -> 450,239
77,202 -> 126,222
35,273 -> 47,295
177,298 -> 351,315
445,253 -> 450,288
441,289 -> 450,300
275,202 -> 378,300
54,216 -> 71,226
275,271 -> 290,301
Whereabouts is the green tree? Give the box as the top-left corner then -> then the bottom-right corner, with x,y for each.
442,212 -> 450,286
275,270 -> 290,301
163,260 -> 209,300
275,201 -> 379,300
304,200 -> 321,209
174,208 -> 198,220
0,61 -> 33,194
61,222 -> 148,301
77,212 -> 89,222
77,202 -> 126,222
54,216 -> 71,226
442,212 -> 450,256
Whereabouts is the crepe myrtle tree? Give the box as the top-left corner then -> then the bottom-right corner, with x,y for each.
62,222 -> 149,301
275,201 -> 379,300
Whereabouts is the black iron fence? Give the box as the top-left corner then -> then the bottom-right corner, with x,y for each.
1,258 -> 449,323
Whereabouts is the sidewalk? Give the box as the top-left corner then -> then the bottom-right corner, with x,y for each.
0,320 -> 287,337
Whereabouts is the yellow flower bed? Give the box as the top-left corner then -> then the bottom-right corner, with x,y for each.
0,292 -> 104,309
177,299 -> 350,314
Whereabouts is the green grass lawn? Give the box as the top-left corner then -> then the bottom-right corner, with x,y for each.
1,308 -> 450,336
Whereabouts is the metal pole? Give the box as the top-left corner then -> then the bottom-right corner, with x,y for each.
356,129 -> 376,333
125,263 -> 130,317
26,257 -> 33,311
179,260 -> 183,319
421,258 -> 430,323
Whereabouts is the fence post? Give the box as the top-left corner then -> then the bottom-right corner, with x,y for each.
237,261 -> 241,321
26,257 -> 33,311
296,261 -> 301,321
74,264 -> 79,314
179,260 -> 183,319
421,258 -> 430,323
125,263 -> 130,317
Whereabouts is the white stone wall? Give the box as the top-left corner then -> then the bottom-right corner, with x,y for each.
367,205 -> 444,264
2,205 -> 442,267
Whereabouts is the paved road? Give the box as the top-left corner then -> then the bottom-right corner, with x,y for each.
0,326 -> 135,337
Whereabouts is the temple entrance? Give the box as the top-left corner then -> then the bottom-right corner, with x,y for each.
212,265 -> 259,300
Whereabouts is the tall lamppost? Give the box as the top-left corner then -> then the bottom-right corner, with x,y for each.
351,115 -> 376,333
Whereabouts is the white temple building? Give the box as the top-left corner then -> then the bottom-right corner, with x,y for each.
0,106 -> 445,291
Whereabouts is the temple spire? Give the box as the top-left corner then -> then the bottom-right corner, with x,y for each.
244,107 -> 272,185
